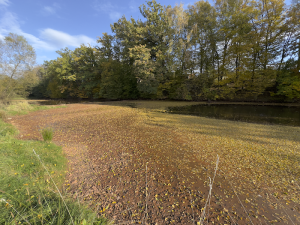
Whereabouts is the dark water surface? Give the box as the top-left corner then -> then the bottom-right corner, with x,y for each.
36,100 -> 300,127
38,100 -> 82,105
168,104 -> 300,127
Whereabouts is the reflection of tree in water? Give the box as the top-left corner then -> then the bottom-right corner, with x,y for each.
168,105 -> 300,126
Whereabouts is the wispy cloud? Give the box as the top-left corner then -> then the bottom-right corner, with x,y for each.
0,0 -> 10,6
0,11 -> 51,50
129,0 -> 139,13
0,10 -> 96,51
44,6 -> 55,14
42,3 -> 61,16
0,11 -> 21,36
109,12 -> 122,21
93,1 -> 123,21
95,2 -> 114,12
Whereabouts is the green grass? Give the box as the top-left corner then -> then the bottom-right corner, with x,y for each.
0,102 -> 108,225
11,95 -> 27,100
41,127 -> 54,142
0,101 -> 66,116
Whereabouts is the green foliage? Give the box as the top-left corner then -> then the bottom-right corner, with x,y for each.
30,0 -> 299,101
276,60 -> 300,99
41,127 -> 54,142
100,60 -> 138,99
15,67 -> 41,97
277,73 -> 300,99
0,76 -> 18,101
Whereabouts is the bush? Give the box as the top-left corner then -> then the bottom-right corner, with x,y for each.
41,127 -> 54,142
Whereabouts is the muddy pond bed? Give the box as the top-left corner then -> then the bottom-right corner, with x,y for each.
10,100 -> 300,224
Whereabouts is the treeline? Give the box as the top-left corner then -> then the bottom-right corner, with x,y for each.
32,0 -> 300,101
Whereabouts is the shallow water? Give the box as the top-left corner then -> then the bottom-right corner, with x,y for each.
167,104 -> 300,126
38,100 -> 82,105
37,100 -> 300,127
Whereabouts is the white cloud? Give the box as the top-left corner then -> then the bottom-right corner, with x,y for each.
40,28 -> 96,48
0,11 -> 53,50
0,0 -> 9,6
0,11 -> 96,52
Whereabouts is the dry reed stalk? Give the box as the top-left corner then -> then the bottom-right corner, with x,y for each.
199,155 -> 219,224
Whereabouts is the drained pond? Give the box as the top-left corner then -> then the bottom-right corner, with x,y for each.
10,100 -> 300,224
33,99 -> 300,126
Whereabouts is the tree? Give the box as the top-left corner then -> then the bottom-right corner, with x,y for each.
188,1 -> 217,76
15,66 -> 40,97
244,0 -> 286,97
287,3 -> 300,69
166,3 -> 193,74
99,60 -> 138,99
0,33 -> 36,99
135,0 -> 172,97
275,59 -> 300,100
72,45 -> 100,98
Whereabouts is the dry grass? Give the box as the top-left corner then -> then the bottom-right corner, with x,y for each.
0,100 -> 66,117
0,110 -> 7,120
5,101 -> 33,113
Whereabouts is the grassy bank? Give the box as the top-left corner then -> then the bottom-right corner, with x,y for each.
0,100 -> 66,117
0,102 -> 107,224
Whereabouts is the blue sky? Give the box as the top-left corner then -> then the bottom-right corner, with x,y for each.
0,0 -> 292,65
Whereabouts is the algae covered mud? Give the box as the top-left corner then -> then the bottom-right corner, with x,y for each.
10,100 -> 300,224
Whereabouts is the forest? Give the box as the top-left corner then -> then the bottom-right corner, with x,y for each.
1,0 -> 300,101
